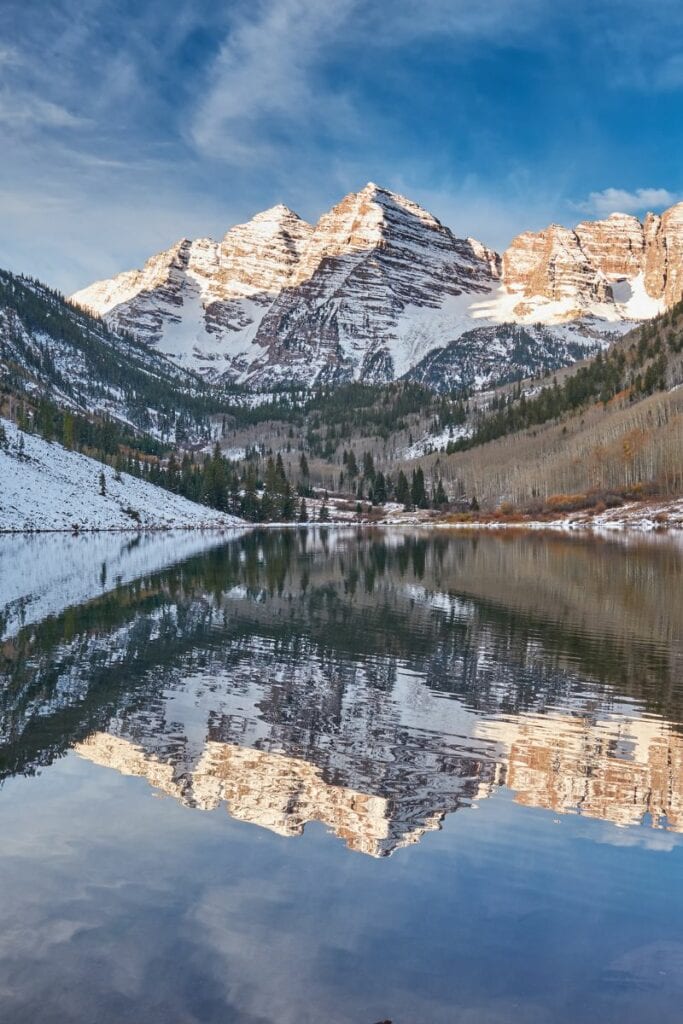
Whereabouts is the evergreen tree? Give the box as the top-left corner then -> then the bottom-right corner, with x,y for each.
396,470 -> 410,507
298,498 -> 309,522
362,451 -> 375,481
202,443 -> 228,509
433,479 -> 448,508
166,453 -> 178,491
373,471 -> 387,504
180,452 -> 194,497
241,464 -> 261,520
99,470 -> 106,496
281,484 -> 296,521
275,452 -> 287,488
411,468 -> 427,509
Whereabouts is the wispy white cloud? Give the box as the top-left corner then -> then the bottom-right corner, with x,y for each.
190,0 -> 361,165
0,0 -> 682,292
189,0 -> 547,167
573,187 -> 681,217
0,91 -> 87,129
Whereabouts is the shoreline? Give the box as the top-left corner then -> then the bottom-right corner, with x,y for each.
2,497 -> 683,537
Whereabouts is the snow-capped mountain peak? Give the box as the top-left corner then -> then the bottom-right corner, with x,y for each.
70,184 -> 683,392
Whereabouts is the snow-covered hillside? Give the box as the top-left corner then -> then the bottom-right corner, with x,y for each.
0,419 -> 243,532
0,269 -> 210,443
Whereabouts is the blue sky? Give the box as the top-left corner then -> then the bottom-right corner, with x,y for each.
1,0 -> 682,292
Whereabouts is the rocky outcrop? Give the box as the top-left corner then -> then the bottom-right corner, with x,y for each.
502,224 -> 610,306
644,203 -> 683,307
575,213 -> 645,279
502,204 -> 683,315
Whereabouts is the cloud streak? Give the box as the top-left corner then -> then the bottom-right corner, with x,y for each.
189,0 -> 548,167
190,0 -> 361,165
574,187 -> 681,217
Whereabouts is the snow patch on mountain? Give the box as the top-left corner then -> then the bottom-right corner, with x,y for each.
401,424 -> 472,459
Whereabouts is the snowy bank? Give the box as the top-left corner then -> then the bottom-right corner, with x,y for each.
0,419 -> 244,533
430,498 -> 683,534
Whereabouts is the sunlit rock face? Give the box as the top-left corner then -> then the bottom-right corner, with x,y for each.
575,213 -> 646,279
501,224 -> 611,306
644,203 -> 683,307
501,205 -> 683,321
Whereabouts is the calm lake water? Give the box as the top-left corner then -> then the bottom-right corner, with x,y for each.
2,527 -> 683,1024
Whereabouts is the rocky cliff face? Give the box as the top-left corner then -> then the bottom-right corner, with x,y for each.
73,183 -> 502,386
644,203 -> 683,307
575,213 -> 645,278
71,186 -> 683,391
502,224 -> 610,306
502,204 -> 683,321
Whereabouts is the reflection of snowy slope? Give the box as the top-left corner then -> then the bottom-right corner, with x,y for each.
0,530 -> 232,641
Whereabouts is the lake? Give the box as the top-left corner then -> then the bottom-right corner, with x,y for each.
1,527 -> 683,1024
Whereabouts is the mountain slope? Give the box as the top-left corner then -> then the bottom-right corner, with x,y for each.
410,298 -> 683,508
0,419 -> 242,531
0,269 -> 214,442
71,185 -> 683,392
404,322 -> 604,393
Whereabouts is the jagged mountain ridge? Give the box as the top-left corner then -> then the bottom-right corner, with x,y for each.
71,184 -> 683,391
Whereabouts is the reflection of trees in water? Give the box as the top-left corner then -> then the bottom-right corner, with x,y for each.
1,529 -> 682,792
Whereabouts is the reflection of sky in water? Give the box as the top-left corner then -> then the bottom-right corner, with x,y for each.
2,528 -> 683,1022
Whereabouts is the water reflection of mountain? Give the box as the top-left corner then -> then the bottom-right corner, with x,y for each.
2,529 -> 683,855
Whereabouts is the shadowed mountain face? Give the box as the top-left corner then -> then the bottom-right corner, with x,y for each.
2,528 -> 683,856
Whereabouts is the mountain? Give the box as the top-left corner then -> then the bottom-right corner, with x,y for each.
501,209 -> 682,320
404,322 -> 600,393
0,269 -> 213,442
71,184 -> 683,392
72,183 -> 500,387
